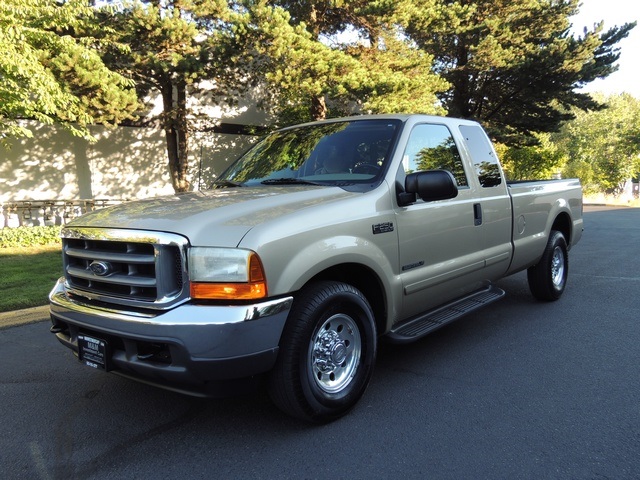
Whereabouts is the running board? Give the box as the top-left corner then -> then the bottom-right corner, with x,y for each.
386,285 -> 505,344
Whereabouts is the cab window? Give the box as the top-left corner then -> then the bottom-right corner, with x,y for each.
402,124 -> 469,187
459,125 -> 502,187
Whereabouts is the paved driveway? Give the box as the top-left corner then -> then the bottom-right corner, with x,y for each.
1,206 -> 639,479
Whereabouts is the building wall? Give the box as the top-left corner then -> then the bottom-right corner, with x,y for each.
0,122 -> 258,227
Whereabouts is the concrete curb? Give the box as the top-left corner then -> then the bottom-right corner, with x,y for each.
0,305 -> 49,330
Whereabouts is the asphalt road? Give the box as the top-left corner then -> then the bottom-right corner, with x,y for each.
1,206 -> 639,479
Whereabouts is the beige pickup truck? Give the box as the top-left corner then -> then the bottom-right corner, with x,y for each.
50,114 -> 583,422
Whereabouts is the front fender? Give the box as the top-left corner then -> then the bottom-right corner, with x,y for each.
267,234 -> 401,331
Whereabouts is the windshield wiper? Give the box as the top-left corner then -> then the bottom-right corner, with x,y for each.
211,179 -> 244,188
261,178 -> 324,186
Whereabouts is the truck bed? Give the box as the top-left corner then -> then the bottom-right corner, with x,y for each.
507,179 -> 583,274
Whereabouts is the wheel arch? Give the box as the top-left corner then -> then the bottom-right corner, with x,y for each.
550,211 -> 572,245
305,263 -> 388,337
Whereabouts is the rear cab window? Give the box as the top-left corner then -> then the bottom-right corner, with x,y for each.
458,125 -> 503,188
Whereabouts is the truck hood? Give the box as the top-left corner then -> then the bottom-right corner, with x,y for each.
68,186 -> 356,247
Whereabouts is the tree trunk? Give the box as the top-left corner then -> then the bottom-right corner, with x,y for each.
449,40 -> 472,119
72,135 -> 93,199
161,79 -> 190,193
308,4 -> 327,121
175,79 -> 190,191
310,95 -> 327,121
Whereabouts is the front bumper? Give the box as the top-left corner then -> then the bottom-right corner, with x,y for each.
49,278 -> 292,397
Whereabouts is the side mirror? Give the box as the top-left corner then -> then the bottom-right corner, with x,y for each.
403,170 -> 458,204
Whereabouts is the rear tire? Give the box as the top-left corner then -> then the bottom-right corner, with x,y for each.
527,230 -> 569,301
268,281 -> 377,423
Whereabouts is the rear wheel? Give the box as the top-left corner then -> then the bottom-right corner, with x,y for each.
268,281 -> 377,423
527,230 -> 569,301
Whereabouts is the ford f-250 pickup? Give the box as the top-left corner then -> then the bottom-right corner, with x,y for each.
49,114 -> 583,422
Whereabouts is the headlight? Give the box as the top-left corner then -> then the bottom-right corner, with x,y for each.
189,247 -> 267,300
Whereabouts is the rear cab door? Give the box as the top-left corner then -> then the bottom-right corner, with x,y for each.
457,123 -> 513,280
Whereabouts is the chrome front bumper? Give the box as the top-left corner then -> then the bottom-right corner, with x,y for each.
49,278 -> 293,396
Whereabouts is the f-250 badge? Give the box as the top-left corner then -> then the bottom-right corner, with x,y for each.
372,222 -> 394,234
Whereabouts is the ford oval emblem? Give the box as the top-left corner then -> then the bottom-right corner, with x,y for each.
89,260 -> 112,277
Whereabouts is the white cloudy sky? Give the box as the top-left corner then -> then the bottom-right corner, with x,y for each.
571,0 -> 640,97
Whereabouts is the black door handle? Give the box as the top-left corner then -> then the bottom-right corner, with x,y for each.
473,203 -> 483,226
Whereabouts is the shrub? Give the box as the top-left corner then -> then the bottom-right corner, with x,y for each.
0,225 -> 62,248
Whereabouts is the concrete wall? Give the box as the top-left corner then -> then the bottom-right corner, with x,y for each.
1,122 -> 257,203
0,122 -> 258,227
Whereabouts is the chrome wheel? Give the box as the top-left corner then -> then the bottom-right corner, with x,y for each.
528,230 -> 569,301
309,313 -> 362,394
551,245 -> 566,287
268,281 -> 376,422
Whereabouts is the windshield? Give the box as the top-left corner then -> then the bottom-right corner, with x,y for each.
215,119 -> 401,188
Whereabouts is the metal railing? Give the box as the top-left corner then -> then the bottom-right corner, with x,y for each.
1,199 -> 123,228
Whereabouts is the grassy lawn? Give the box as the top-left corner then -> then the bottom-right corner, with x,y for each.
0,245 -> 63,312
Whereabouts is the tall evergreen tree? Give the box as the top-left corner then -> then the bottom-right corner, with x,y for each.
246,1 -> 371,125
403,0 -> 636,145
268,0 -> 387,119
0,0 -> 139,145
266,0 -> 447,121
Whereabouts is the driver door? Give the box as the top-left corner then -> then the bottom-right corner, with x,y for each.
395,123 -> 486,318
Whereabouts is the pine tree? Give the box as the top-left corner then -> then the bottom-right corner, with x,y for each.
265,0 -> 448,121
403,0 -> 636,145
246,2 -> 370,125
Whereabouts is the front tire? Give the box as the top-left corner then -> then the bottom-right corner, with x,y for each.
527,230 -> 569,301
268,281 -> 377,423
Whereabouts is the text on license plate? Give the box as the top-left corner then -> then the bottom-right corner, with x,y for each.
78,334 -> 108,370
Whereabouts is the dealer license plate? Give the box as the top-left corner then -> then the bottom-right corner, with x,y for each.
78,334 -> 109,370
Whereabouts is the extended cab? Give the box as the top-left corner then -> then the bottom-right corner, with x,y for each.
49,114 -> 583,422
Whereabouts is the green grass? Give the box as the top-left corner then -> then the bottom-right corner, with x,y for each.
0,245 -> 63,312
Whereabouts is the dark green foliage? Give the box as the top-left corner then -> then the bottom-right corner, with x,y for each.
0,226 -> 61,248
0,0 -> 139,143
265,0 -> 447,122
5,0 -> 634,196
94,0 -> 240,192
403,0 -> 636,145
556,93 -> 640,194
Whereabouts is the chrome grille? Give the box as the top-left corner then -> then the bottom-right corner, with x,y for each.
61,228 -> 189,309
